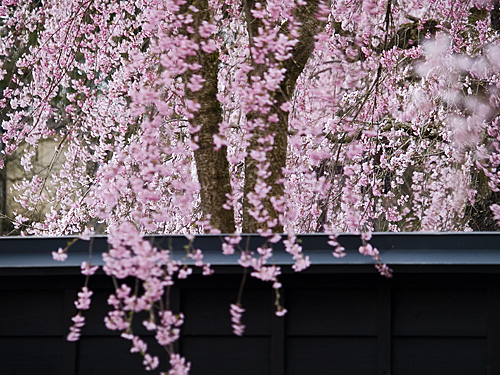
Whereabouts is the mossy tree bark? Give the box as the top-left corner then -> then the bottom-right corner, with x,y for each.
242,0 -> 327,233
182,1 -> 236,233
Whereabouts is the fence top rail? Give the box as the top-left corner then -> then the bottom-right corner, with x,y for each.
0,232 -> 499,270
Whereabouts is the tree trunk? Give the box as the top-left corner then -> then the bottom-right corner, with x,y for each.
183,1 -> 236,233
242,0 -> 327,233
492,0 -> 500,31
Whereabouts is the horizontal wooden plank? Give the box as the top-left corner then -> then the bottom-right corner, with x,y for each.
286,288 -> 378,336
0,290 -> 65,336
0,337 -> 64,374
1,233 -> 500,273
392,337 -> 487,375
182,337 -> 271,375
393,288 -> 487,336
287,337 -> 377,375
182,288 -> 272,336
78,336 -> 167,375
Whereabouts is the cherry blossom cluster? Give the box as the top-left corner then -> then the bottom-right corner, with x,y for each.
67,286 -> 93,341
230,303 -> 246,336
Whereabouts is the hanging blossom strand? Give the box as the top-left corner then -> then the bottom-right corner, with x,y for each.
2,0 -> 500,373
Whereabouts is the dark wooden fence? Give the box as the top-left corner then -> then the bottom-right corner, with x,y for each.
0,233 -> 499,375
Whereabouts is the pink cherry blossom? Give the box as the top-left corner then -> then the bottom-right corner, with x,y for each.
3,0 -> 500,373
